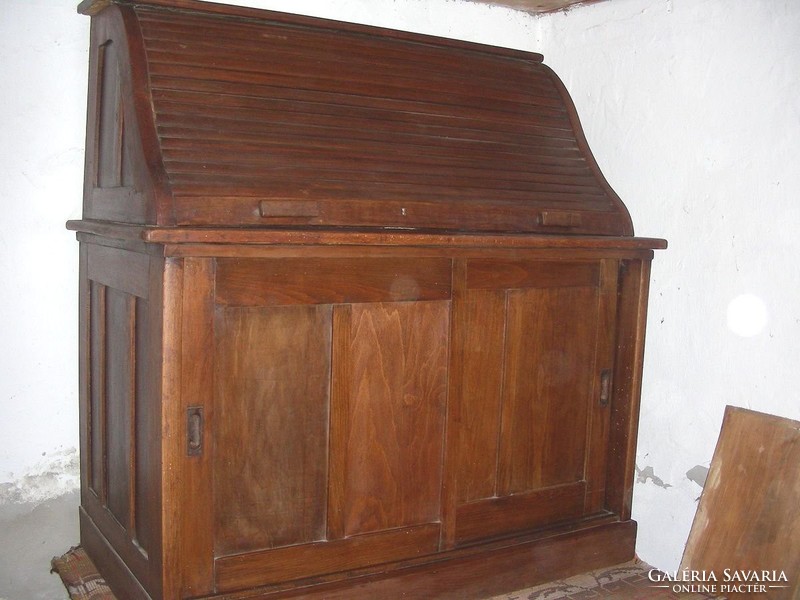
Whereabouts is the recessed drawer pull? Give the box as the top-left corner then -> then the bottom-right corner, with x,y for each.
599,369 -> 612,407
187,407 -> 204,456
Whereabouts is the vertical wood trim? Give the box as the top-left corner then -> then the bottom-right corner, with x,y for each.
495,291 -> 515,497
159,257 -> 184,599
79,245 -> 92,503
92,40 -> 110,188
115,95 -> 125,187
441,259 -> 466,550
127,294 -> 138,536
97,283 -> 108,504
178,257 -> 216,595
606,259 -> 652,520
327,305 -> 351,542
583,259 -> 619,514
493,290 -> 510,498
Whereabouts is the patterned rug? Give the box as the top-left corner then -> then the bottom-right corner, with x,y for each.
52,547 -> 723,599
51,546 -> 114,599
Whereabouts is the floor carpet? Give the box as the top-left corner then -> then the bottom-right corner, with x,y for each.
52,547 -> 723,599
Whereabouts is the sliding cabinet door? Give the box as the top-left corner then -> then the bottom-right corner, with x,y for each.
207,256 -> 451,593
451,258 -> 620,545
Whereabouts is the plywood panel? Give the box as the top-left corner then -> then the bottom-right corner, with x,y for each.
335,301 -> 449,537
213,305 -> 332,556
681,406 -> 800,599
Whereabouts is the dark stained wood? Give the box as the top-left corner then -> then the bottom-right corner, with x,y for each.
158,257 -> 184,600
338,301 -> 449,536
87,244 -> 150,298
681,407 -> 800,599
88,280 -> 107,502
605,259 -> 651,520
467,258 -> 599,290
81,509 -> 152,600
77,0 -> 633,234
215,524 -> 440,593
583,260 -> 619,514
174,258 -> 215,596
81,245 -> 162,599
103,286 -> 135,530
73,1 -> 663,598
499,285 -> 597,493
210,520 -> 636,600
450,259 -> 619,546
455,482 -> 586,544
131,256 -> 162,561
452,289 -> 507,504
216,257 -> 452,306
67,219 -> 667,251
213,304 -> 331,556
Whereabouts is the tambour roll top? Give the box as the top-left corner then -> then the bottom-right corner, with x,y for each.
78,0 -> 633,235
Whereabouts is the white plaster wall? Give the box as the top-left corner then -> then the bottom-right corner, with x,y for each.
535,0 -> 800,572
0,1 -> 86,492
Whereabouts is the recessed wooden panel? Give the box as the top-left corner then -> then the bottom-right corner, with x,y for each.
216,257 -> 452,306
454,290 -> 506,503
455,482 -> 586,544
87,244 -> 150,299
498,285 -> 599,494
96,39 -> 122,189
133,292 -> 157,556
104,287 -> 136,530
467,259 -> 599,290
88,281 -> 107,501
334,301 -> 449,537
213,305 -> 332,556
215,523 -> 440,592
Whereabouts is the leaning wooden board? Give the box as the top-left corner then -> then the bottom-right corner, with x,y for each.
682,406 -> 800,599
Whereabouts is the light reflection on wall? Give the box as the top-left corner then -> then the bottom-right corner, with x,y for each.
726,293 -> 769,337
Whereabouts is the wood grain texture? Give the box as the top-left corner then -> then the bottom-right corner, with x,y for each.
455,482 -> 586,544
451,259 -> 617,547
79,0 -> 634,234
216,257 -> 451,306
338,301 -> 449,536
452,289 -> 507,504
466,258 -> 599,290
175,258 -> 215,596
498,285 -> 599,494
681,407 -> 800,599
208,521 -> 635,600
605,259 -> 651,520
88,281 -> 107,502
82,246 -> 163,599
213,305 -> 332,556
582,260 -> 619,514
131,257 -> 162,563
104,286 -> 136,531
215,524 -> 440,592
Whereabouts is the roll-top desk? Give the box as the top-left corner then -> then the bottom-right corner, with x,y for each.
69,1 -> 666,597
